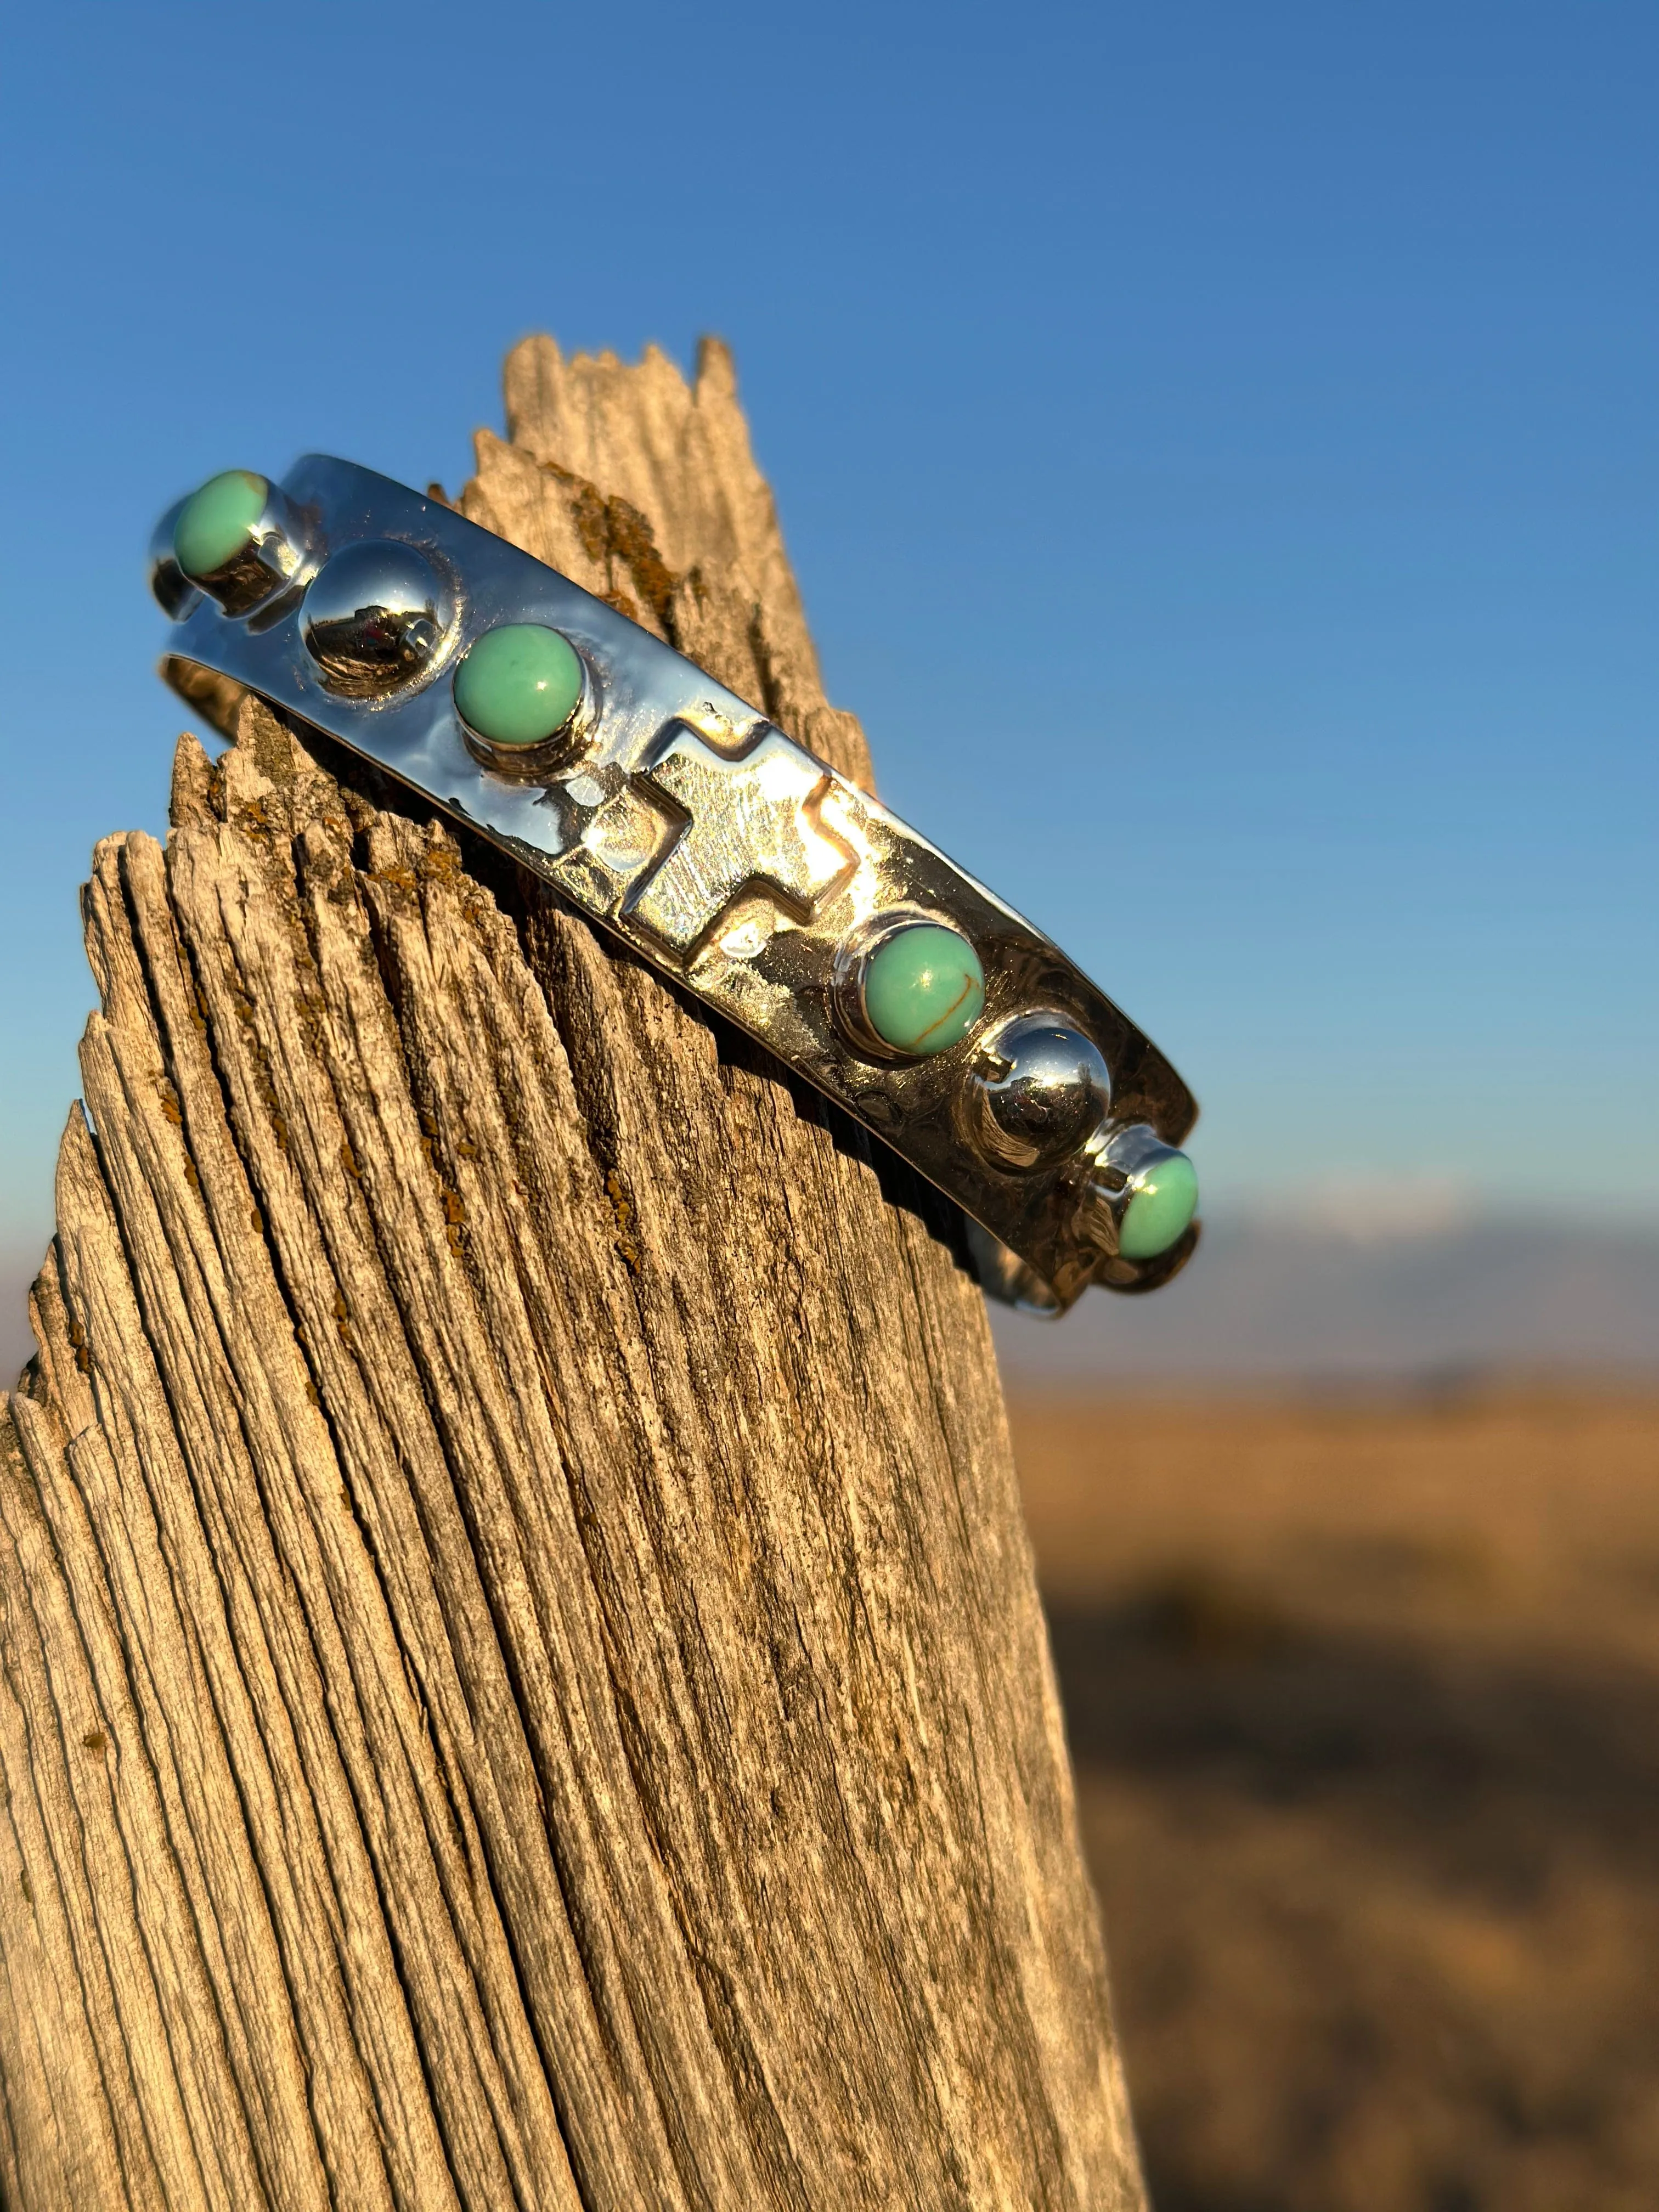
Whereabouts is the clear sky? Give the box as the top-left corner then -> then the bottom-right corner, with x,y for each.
2,0 -> 1655,1282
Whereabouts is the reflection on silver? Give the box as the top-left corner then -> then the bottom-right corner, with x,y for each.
963,1220 -> 1066,1315
151,455 -> 1199,1313
963,1011 -> 1111,1171
147,497 -> 202,622
302,540 -> 450,697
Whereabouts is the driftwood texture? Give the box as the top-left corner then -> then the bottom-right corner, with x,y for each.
0,337 -> 1147,2210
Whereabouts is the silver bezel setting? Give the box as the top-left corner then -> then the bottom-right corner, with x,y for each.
177,480 -> 316,619
1072,1121 -> 1200,1288
455,639 -> 599,782
829,904 -> 982,1064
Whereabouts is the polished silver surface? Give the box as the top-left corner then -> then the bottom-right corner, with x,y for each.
962,1219 -> 1068,1316
146,497 -> 202,622
963,1012 -> 1112,1171
302,539 -> 452,697
151,455 -> 1199,1313
630,722 -> 851,954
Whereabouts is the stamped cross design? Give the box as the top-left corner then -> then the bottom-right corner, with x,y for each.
628,723 -> 854,953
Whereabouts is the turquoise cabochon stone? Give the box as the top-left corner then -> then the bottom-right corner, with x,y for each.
174,470 -> 269,579
454,624 -> 584,747
1119,1150 -> 1199,1260
862,922 -> 985,1056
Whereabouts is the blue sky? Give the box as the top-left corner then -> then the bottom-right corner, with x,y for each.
2,0 -> 1655,1286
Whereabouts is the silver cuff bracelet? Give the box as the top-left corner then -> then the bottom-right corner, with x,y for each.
149,458 -> 1200,1315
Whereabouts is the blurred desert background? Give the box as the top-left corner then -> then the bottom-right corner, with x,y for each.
996,1220 -> 1659,2212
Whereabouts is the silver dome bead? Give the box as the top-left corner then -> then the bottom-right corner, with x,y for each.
962,1011 -> 1111,1171
302,540 -> 449,697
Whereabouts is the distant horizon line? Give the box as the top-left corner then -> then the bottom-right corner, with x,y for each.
4,1190 -> 1659,1263
1197,1200 -> 1659,1245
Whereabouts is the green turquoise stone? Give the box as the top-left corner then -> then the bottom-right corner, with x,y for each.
174,470 -> 268,579
454,624 -> 584,747
1120,1150 -> 1199,1261
862,923 -> 984,1056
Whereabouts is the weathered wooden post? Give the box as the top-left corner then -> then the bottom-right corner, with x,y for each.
0,337 -> 1148,2209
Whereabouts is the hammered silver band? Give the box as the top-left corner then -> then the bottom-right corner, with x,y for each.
150,458 -> 1199,1314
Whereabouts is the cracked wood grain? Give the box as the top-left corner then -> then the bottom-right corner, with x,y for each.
0,335 -> 1148,2210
